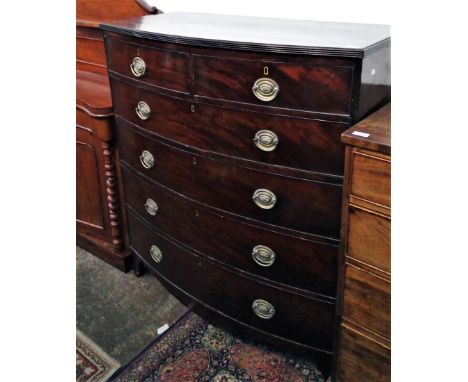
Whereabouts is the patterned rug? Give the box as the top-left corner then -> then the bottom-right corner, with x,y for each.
109,310 -> 325,382
77,329 -> 120,382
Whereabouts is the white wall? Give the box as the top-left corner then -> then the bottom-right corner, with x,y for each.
154,0 -> 391,25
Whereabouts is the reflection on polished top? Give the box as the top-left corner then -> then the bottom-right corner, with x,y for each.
100,12 -> 390,57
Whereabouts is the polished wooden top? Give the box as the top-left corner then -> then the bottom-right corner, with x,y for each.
100,12 -> 390,57
342,103 -> 391,154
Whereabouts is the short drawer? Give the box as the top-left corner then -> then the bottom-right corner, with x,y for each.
111,78 -> 347,175
337,323 -> 390,382
106,36 -> 190,93
350,149 -> 391,208
347,207 -> 390,274
343,264 -> 390,339
128,212 -> 336,352
117,119 -> 342,238
194,54 -> 354,115
122,165 -> 339,297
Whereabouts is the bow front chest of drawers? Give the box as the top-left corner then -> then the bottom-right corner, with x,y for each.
101,12 -> 390,377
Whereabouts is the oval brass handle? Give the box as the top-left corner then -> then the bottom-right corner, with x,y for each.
145,198 -> 159,216
252,299 -> 275,319
252,245 -> 276,267
135,101 -> 151,120
252,77 -> 279,102
252,189 -> 277,209
140,150 -> 155,169
253,130 -> 279,152
130,57 -> 146,77
149,245 -> 163,263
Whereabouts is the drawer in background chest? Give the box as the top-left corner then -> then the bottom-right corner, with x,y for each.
105,37 -> 190,94
350,148 -> 391,211
128,211 -> 336,352
342,264 -> 390,339
111,78 -> 348,175
122,164 -> 339,297
194,54 -> 354,115
117,119 -> 343,238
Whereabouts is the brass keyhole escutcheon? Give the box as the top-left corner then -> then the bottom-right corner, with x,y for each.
264,66 -> 269,76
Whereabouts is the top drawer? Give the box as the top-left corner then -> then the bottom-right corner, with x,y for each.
350,149 -> 391,209
106,37 -> 190,94
194,54 -> 354,115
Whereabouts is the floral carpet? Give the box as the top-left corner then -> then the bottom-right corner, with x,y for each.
110,311 -> 325,382
77,329 -> 120,382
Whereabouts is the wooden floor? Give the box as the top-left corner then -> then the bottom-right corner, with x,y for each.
76,247 -> 188,364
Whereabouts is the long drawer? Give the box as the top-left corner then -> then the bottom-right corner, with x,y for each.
194,53 -> 354,115
338,323 -> 390,382
111,77 -> 347,175
122,164 -> 338,297
117,118 -> 342,238
128,211 -> 336,352
342,264 -> 390,339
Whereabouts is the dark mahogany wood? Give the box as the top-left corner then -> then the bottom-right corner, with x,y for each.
117,119 -> 343,239
106,37 -> 191,94
110,77 -> 349,175
102,16 -> 390,379
101,12 -> 390,58
121,163 -> 339,298
194,54 -> 354,115
128,211 -> 336,353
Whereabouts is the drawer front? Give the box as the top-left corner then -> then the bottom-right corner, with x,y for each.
117,120 -> 342,238
194,54 -> 353,115
343,264 -> 390,339
350,149 -> 391,208
122,165 -> 338,297
106,37 -> 190,93
111,78 -> 347,175
128,212 -> 335,352
347,207 -> 390,273
338,324 -> 390,382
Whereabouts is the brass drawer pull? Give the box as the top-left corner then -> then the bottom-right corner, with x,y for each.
252,77 -> 279,102
252,299 -> 275,319
136,101 -> 151,120
252,189 -> 277,209
130,57 -> 146,77
252,245 -> 276,267
139,150 -> 155,169
145,198 -> 159,216
149,245 -> 163,263
253,130 -> 278,152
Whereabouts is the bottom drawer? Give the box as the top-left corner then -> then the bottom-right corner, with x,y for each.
128,211 -> 335,352
337,323 -> 390,382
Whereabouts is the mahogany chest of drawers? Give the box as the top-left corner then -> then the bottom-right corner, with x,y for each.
101,12 -> 390,377
336,104 -> 391,381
